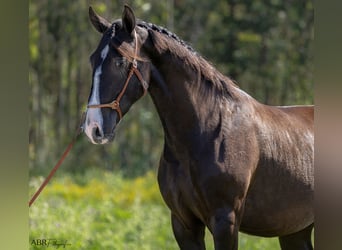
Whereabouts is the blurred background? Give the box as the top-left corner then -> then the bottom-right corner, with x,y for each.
29,0 -> 313,249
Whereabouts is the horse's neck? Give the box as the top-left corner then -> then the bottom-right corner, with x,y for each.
148,58 -> 207,138
148,53 -> 245,151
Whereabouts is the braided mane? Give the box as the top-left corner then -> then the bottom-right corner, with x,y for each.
137,21 -> 197,54
136,21 -> 239,99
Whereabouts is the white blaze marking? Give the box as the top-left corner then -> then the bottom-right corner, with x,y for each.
85,45 -> 110,143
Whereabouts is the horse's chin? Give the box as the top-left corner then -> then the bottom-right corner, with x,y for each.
98,120 -> 117,144
100,133 -> 115,145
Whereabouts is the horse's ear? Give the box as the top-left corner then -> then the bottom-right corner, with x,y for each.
89,6 -> 111,34
122,5 -> 136,35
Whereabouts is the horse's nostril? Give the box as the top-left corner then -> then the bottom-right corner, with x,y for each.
92,125 -> 103,140
95,127 -> 101,137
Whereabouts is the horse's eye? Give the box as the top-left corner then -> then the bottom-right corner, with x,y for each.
114,58 -> 125,67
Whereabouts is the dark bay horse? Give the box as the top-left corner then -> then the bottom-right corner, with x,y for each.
84,5 -> 314,250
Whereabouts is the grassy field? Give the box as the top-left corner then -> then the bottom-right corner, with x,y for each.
29,169 -> 280,250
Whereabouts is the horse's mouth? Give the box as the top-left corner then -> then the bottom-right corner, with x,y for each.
103,133 -> 115,144
83,113 -> 118,144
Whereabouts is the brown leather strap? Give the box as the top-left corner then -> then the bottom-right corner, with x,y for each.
132,67 -> 148,95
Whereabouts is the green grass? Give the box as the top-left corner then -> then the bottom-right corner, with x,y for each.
29,169 -> 280,249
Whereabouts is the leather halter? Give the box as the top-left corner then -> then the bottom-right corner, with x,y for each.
87,30 -> 148,121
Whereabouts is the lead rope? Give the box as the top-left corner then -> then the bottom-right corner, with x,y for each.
29,112 -> 86,207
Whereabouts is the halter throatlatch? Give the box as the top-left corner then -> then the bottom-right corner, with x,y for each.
87,30 -> 148,121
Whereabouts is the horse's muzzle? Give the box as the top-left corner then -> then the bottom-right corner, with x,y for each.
84,119 -> 116,144
89,128 -> 115,145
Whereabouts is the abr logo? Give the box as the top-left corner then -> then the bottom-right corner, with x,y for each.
31,239 -> 48,246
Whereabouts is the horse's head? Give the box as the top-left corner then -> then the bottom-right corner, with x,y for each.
84,5 -> 150,144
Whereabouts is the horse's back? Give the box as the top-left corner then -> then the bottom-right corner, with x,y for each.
277,105 -> 314,128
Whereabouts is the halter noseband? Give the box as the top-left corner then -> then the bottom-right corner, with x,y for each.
87,30 -> 148,121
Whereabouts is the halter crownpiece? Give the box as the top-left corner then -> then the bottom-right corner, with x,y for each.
87,30 -> 148,121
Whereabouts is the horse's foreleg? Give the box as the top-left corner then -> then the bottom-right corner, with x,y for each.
171,213 -> 206,250
209,207 -> 240,250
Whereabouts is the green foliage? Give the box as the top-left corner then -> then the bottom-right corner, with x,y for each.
29,170 -> 280,249
29,170 -> 174,249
